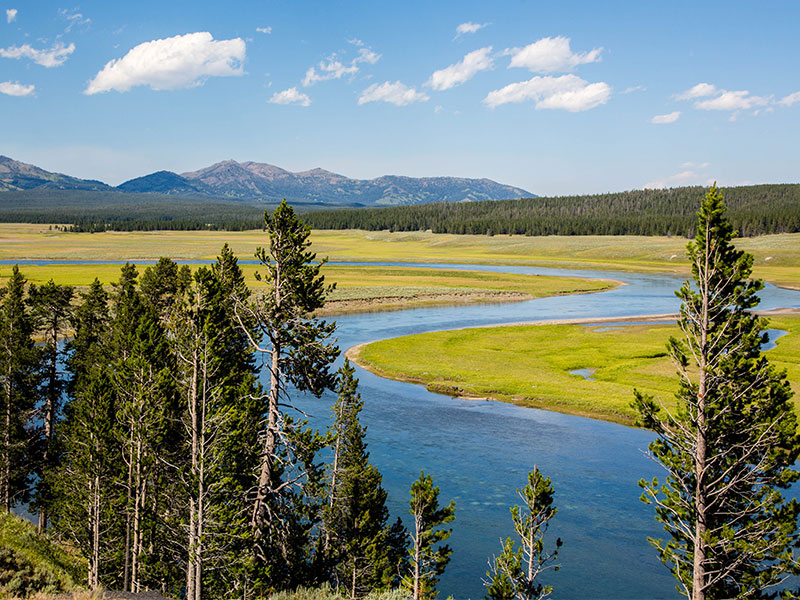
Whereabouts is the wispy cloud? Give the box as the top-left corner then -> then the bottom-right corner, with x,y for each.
0,41 -> 75,67
651,111 -> 680,124
6,8 -> 17,23
644,163 -> 712,189
675,82 -> 717,100
348,38 -> 364,47
484,73 -> 610,112
694,90 -> 770,111
779,91 -> 800,107
621,85 -> 645,94
427,46 -> 493,91
507,36 -> 602,73
455,22 -> 489,38
269,86 -> 310,107
303,45 -> 381,87
256,26 -> 272,34
358,81 -> 429,106
84,32 -> 245,94
59,8 -> 90,33
0,80 -> 34,96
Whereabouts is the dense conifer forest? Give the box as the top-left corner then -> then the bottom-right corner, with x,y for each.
303,184 -> 800,237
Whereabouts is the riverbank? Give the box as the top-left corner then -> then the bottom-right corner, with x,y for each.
347,312 -> 800,427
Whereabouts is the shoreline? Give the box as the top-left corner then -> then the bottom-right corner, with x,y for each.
345,307 -> 800,427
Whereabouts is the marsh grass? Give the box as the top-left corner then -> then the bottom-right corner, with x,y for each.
353,315 -> 800,426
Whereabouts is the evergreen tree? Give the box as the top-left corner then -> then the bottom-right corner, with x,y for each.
634,185 -> 800,599
484,467 -> 562,600
403,472 -> 455,600
28,279 -> 74,533
324,360 -> 407,598
236,200 -> 339,588
52,278 -> 114,590
0,266 -> 40,512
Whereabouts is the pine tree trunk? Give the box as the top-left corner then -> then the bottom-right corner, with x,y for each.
413,513 -> 421,600
2,370 -> 10,512
187,350 -> 198,600
252,341 -> 280,532
325,399 -> 345,551
38,326 -> 58,534
692,223 -> 712,600
90,472 -> 101,590
123,428 -> 134,591
132,437 -> 143,593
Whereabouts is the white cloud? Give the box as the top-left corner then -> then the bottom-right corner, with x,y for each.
675,82 -> 717,100
269,86 -> 310,107
6,8 -> 16,23
0,41 -> 75,67
84,32 -> 245,94
644,164 -> 711,189
651,111 -> 680,124
427,46 -> 493,91
358,81 -> 429,106
0,80 -> 34,96
348,38 -> 364,47
59,8 -> 90,32
622,85 -> 646,94
507,36 -> 602,73
484,74 -> 610,112
778,91 -> 800,107
434,105 -> 443,113
694,90 -> 770,111
455,22 -> 489,37
302,46 -> 381,86
256,26 -> 272,34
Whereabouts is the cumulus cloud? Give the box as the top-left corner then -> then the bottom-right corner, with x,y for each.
779,91 -> 800,107
483,74 -> 610,112
6,8 -> 16,23
302,46 -> 381,86
694,90 -> 769,111
358,81 -> 429,106
507,36 -> 602,73
0,80 -> 34,96
651,111 -> 680,124
256,26 -> 272,34
455,22 -> 489,37
427,46 -> 493,91
84,32 -> 245,94
0,41 -> 75,67
675,82 -> 717,100
268,86 -> 310,106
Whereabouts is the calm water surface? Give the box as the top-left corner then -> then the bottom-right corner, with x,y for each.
11,260 -> 800,598
287,264 -> 800,600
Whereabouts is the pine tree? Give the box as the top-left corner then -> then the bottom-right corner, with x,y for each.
324,360 -> 407,598
28,279 -> 74,533
0,266 -> 40,512
634,185 -> 800,599
235,200 -> 339,588
484,467 -> 562,600
403,472 -> 455,600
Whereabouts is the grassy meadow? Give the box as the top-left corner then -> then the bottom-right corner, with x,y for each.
350,315 -> 800,427
1,224 -> 799,288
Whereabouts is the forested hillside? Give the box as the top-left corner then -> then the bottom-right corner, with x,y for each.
304,184 -> 800,237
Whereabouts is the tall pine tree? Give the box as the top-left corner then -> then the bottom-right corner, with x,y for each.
634,185 -> 800,599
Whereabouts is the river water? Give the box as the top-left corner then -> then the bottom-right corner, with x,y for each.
290,263 -> 800,600
9,260 -> 800,598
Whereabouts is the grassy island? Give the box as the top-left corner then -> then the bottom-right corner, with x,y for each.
348,314 -> 800,427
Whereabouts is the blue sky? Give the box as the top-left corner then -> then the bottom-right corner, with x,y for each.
1,0 -> 799,195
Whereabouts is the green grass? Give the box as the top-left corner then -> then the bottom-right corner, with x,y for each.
0,513 -> 85,598
352,315 -> 800,427
0,225 -> 798,288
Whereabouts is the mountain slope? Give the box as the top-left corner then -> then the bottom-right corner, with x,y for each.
175,159 -> 533,205
0,156 -> 112,192
116,170 -> 213,196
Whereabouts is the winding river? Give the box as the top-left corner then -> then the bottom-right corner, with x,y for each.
292,263 -> 800,599
8,259 -> 800,598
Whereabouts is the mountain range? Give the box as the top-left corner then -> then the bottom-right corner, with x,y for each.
0,155 -> 534,206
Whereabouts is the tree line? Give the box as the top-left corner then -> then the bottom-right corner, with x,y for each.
303,184 -> 800,238
0,201 -> 560,600
2,194 -> 799,600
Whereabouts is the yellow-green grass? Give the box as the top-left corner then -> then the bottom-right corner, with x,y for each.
1,225 -> 798,288
350,315 -> 800,427
0,263 -> 616,315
